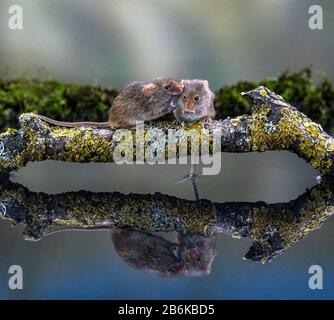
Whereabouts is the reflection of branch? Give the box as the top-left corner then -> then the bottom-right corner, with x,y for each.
1,87 -> 334,175
1,178 -> 333,262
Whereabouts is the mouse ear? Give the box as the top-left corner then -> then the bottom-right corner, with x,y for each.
142,83 -> 158,97
203,80 -> 209,88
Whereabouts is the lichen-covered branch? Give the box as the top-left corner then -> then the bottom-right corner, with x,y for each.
1,178 -> 333,262
1,86 -> 334,175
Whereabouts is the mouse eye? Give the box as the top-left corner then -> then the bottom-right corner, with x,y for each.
164,84 -> 171,90
194,95 -> 200,102
183,95 -> 187,100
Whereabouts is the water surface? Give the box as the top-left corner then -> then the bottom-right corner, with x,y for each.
1,151 -> 333,299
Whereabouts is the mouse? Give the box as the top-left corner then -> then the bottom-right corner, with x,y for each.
174,79 -> 215,122
178,233 -> 217,276
111,227 -> 186,277
174,79 -> 216,181
35,78 -> 184,129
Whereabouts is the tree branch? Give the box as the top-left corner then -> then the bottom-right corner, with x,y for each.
1,86 -> 334,175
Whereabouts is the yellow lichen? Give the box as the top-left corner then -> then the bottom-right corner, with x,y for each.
56,128 -> 114,162
231,117 -> 241,127
249,105 -> 333,174
304,122 -> 320,138
259,89 -> 267,96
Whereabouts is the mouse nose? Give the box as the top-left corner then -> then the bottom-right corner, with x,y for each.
173,83 -> 184,94
184,101 -> 196,113
177,83 -> 184,93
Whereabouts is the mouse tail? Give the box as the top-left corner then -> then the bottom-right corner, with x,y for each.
36,114 -> 110,128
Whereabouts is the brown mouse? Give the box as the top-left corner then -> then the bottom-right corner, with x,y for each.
174,79 -> 216,181
111,227 -> 186,277
174,79 -> 215,122
36,78 -> 184,129
108,78 -> 184,128
178,233 -> 217,276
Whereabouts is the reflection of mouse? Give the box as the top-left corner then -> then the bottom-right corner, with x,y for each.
174,79 -> 215,122
36,78 -> 184,128
111,227 -> 186,277
178,233 -> 217,275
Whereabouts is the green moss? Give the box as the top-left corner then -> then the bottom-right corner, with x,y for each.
215,68 -> 334,133
2,68 -> 334,134
0,79 -> 118,131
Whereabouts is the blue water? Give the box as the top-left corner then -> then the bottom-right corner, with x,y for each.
0,152 -> 333,299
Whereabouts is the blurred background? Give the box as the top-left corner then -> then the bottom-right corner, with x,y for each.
0,0 -> 333,90
1,0 -> 334,300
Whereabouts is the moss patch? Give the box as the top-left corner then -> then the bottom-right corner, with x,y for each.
2,69 -> 334,134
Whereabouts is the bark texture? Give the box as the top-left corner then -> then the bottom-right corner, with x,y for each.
1,86 -> 334,175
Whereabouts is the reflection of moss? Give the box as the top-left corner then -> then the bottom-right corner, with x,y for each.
250,185 -> 333,263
